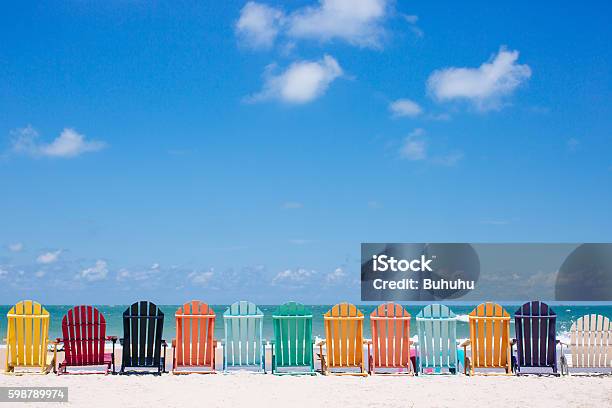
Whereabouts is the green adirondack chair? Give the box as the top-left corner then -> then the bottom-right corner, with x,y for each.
223,301 -> 265,372
416,304 -> 459,374
271,301 -> 315,375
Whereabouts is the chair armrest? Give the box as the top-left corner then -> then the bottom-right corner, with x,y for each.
510,338 -> 516,345
55,338 -> 63,344
459,339 -> 471,348
106,336 -> 118,342
172,339 -> 176,348
213,340 -> 218,346
269,340 -> 275,344
364,339 -> 372,344
557,340 -> 568,346
161,339 -> 168,347
316,340 -> 326,347
119,338 -> 124,346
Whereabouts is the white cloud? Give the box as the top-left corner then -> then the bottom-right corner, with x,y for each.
427,47 -> 531,110
399,128 -> 426,160
282,201 -> 303,209
403,14 -> 423,37
404,14 -> 418,24
36,250 -> 61,264
399,128 -> 463,166
188,269 -> 214,286
288,0 -> 389,48
249,55 -> 343,104
272,268 -> 316,286
325,267 -> 346,284
389,99 -> 423,117
11,126 -> 106,158
236,2 -> 284,49
77,260 -> 108,282
8,243 -> 23,252
235,1 -> 391,50
432,151 -> 464,166
35,270 -> 46,278
116,265 -> 160,282
0,266 -> 8,278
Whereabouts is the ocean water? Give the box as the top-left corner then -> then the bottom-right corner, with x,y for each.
1,304 -> 611,345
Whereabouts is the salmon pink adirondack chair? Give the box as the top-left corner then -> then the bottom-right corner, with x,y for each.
560,314 -> 612,375
317,302 -> 368,376
172,301 -> 217,374
5,300 -> 56,374
368,302 -> 415,375
460,302 -> 513,375
56,305 -> 117,375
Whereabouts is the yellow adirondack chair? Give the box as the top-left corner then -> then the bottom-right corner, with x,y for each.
317,302 -> 367,376
4,300 -> 56,374
460,302 -> 513,375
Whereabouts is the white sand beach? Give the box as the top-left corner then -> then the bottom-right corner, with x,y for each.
1,347 -> 611,407
1,370 -> 611,408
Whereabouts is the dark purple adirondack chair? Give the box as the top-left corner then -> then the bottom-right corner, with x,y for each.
514,301 -> 558,375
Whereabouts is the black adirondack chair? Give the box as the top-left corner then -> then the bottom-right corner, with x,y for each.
514,301 -> 559,375
119,301 -> 167,375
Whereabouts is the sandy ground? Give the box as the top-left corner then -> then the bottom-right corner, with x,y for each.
0,348 -> 611,408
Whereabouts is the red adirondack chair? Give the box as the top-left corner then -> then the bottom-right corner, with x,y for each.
56,305 -> 117,375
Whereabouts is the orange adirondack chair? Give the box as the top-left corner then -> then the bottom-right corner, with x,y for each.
460,302 -> 513,375
171,301 -> 217,374
317,302 -> 367,376
368,302 -> 414,375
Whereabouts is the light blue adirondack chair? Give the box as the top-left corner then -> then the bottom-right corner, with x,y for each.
416,304 -> 459,374
223,301 -> 265,372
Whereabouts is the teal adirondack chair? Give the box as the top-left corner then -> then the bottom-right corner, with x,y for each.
271,301 -> 315,375
416,304 -> 459,374
223,301 -> 265,372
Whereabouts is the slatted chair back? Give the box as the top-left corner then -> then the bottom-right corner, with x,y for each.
467,302 -> 512,374
568,314 -> 612,369
174,301 -> 216,371
272,302 -> 314,373
416,304 -> 458,373
323,302 -> 365,370
514,301 -> 557,373
61,305 -> 107,367
369,302 -> 412,373
121,301 -> 164,371
5,300 -> 51,373
223,301 -> 265,371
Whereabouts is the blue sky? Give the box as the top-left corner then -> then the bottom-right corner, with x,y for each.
1,1 -> 611,304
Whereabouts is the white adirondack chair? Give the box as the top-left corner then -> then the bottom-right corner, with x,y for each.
560,314 -> 612,375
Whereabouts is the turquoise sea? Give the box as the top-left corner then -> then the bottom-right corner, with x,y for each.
1,304 -> 611,345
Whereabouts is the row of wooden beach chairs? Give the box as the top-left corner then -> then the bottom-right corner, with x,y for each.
3,300 -> 612,376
